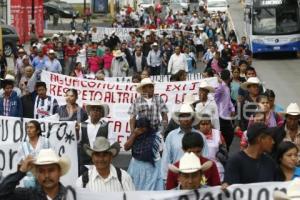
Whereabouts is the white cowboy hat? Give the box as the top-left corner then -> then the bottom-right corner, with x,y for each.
84,137 -> 120,158
183,94 -> 196,105
4,74 -> 15,81
199,80 -> 215,93
48,49 -> 56,54
85,101 -> 110,117
136,78 -> 155,93
281,103 -> 300,116
169,152 -> 212,174
240,77 -> 261,90
31,149 -> 71,177
273,178 -> 300,200
113,50 -> 125,57
172,104 -> 200,126
151,42 -> 158,47
71,29 -> 76,33
52,34 -> 59,39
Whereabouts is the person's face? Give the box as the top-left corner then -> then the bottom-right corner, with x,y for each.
246,70 -> 256,79
36,164 -> 61,190
92,152 -> 113,171
135,49 -> 142,56
141,71 -> 149,79
89,106 -> 103,122
37,86 -> 47,99
280,147 -> 298,170
248,84 -> 259,96
240,64 -> 247,73
253,113 -> 265,123
199,89 -> 209,101
23,58 -> 30,65
178,114 -> 194,129
232,69 -> 240,79
142,84 -> 154,98
259,98 -> 270,112
25,67 -> 34,78
26,122 -> 39,138
185,147 -> 202,157
199,120 -> 212,134
286,115 -> 300,130
4,85 -> 13,96
178,170 -> 203,190
65,91 -> 77,104
175,47 -> 181,55
260,135 -> 274,153
76,63 -> 82,70
153,45 -> 158,51
49,53 -> 55,59
268,97 -> 275,109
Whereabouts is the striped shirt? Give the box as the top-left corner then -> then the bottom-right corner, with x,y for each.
3,98 -> 10,116
76,165 -> 135,192
34,96 -> 59,119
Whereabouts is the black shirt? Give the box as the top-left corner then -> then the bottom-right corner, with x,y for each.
224,151 -> 278,184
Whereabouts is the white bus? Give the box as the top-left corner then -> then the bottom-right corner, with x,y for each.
244,0 -> 300,54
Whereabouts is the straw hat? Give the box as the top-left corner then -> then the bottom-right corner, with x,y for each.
169,152 -> 212,174
273,178 -> 300,200
136,78 -> 155,93
240,77 -> 261,90
85,101 -> 110,117
84,137 -> 120,158
172,104 -> 200,126
48,49 -> 56,54
113,50 -> 125,57
31,149 -> 71,177
281,103 -> 300,116
199,80 -> 215,93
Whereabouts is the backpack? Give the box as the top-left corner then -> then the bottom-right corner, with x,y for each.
82,167 -> 123,189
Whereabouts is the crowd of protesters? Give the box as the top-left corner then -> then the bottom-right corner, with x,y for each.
0,1 -> 300,200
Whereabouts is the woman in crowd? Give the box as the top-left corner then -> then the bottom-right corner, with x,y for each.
111,50 -> 129,77
124,117 -> 163,190
264,89 -> 284,113
72,62 -> 84,78
230,66 -> 243,105
198,114 -> 227,181
57,89 -> 88,122
276,141 -> 300,181
16,120 -> 51,188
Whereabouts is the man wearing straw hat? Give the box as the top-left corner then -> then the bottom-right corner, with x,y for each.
76,137 -> 135,192
168,152 -> 212,190
128,77 -> 168,134
273,178 -> 300,200
147,42 -> 162,75
78,101 -> 110,175
0,149 -> 71,200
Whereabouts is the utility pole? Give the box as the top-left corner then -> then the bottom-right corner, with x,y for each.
31,0 -> 35,34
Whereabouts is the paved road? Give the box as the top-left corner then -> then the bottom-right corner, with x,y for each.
228,0 -> 300,109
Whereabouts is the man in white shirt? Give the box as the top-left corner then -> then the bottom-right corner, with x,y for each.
147,43 -> 162,75
76,137 -> 135,192
78,101 -> 110,175
168,46 -> 188,75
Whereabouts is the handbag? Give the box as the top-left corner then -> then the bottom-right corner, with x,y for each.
216,144 -> 228,167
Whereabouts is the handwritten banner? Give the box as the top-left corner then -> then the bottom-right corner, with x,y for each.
75,181 -> 289,200
0,116 -> 77,186
41,71 -> 218,147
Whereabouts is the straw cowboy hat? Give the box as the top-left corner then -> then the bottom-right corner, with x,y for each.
48,49 -> 56,54
136,78 -> 155,93
85,101 -> 110,117
84,137 -> 120,158
151,42 -> 158,47
172,104 -> 200,126
199,80 -> 215,93
113,50 -> 125,57
31,149 -> 71,177
281,103 -> 300,116
241,77 -> 261,90
273,178 -> 300,200
169,152 -> 212,174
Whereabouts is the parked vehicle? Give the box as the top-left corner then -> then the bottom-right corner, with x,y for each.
1,24 -> 19,57
44,0 -> 79,18
206,0 -> 229,13
169,0 -> 190,13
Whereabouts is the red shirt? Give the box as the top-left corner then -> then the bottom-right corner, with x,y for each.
64,45 -> 79,57
166,156 -> 221,190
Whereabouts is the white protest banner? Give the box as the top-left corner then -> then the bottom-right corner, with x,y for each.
75,181 -> 289,200
0,116 -> 77,186
41,71 -> 218,147
104,73 -> 203,83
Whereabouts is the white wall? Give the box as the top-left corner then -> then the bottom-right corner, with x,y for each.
62,0 -> 91,4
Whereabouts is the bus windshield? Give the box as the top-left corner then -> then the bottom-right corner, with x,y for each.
253,4 -> 300,35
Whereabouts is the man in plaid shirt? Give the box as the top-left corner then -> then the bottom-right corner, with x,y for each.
128,78 -> 168,133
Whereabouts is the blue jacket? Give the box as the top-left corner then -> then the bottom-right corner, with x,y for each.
0,91 -> 23,117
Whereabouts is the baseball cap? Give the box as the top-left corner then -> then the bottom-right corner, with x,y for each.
247,123 -> 275,142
